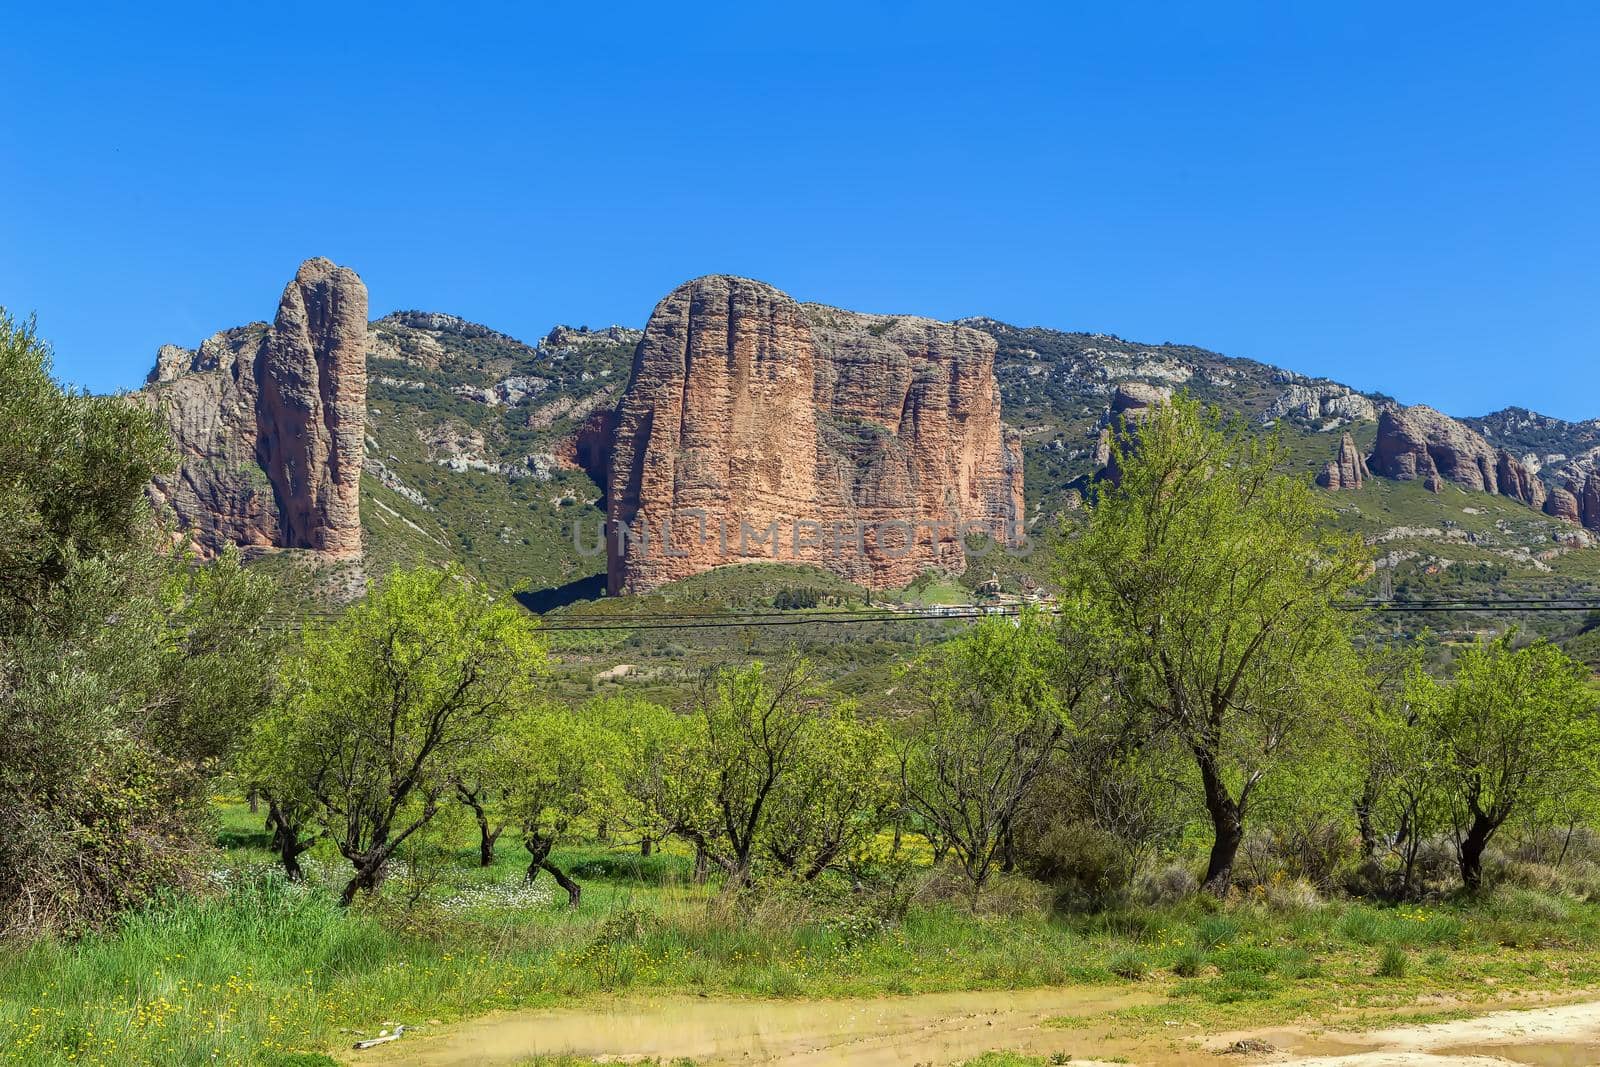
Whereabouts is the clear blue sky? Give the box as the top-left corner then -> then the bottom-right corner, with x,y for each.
3,3 -> 1596,418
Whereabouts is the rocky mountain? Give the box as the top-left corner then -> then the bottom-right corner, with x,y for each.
605,276 -> 1024,593
135,261 -> 1600,617
140,257 -> 368,563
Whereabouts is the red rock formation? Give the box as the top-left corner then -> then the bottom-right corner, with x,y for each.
1496,450 -> 1546,510
142,257 -> 368,560
1368,405 -> 1499,493
556,407 -> 617,489
1545,484 -> 1582,525
1581,475 -> 1600,533
1317,432 -> 1370,490
606,275 -> 1023,593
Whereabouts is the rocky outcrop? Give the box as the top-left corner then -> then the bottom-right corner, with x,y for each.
1546,484 -> 1582,525
1369,406 -> 1500,492
142,257 -> 368,560
1581,476 -> 1600,533
1496,451 -> 1546,510
1266,381 -> 1376,426
1093,382 -> 1170,483
1317,432 -> 1370,490
605,275 -> 1023,593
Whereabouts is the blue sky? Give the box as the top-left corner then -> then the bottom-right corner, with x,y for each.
3,3 -> 1597,418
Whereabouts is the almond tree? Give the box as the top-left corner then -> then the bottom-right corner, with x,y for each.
902,611 -> 1091,893
265,565 -> 544,905
490,704 -> 625,906
1058,396 -> 1368,894
1411,635 -> 1600,892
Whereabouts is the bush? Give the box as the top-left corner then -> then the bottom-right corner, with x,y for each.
1172,947 -> 1206,977
1108,949 -> 1149,980
1134,863 -> 1198,905
1026,822 -> 1134,913
1261,875 -> 1324,913
1195,913 -> 1239,950
1213,944 -> 1278,975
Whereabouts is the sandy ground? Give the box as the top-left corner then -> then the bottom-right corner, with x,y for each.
345,989 -> 1600,1066
1249,999 -> 1600,1065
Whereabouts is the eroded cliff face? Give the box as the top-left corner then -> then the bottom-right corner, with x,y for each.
1363,402 -> 1600,534
606,275 -> 1023,593
1317,432 -> 1370,490
142,257 -> 368,560
1369,406 -> 1500,493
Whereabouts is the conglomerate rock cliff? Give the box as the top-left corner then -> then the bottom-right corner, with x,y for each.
1317,432 -> 1370,490
1369,405 -> 1501,493
141,257 -> 368,560
1362,402 -> 1600,534
605,275 -> 1024,593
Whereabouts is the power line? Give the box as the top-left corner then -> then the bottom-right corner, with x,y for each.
261,597 -> 1600,632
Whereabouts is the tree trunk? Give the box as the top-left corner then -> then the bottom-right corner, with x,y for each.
1197,753 -> 1244,895
265,799 -> 308,882
525,835 -> 554,884
1354,780 -> 1379,860
478,818 -> 501,867
640,835 -> 653,857
692,844 -> 709,885
542,860 -> 582,906
1459,817 -> 1495,893
248,789 -> 259,815
340,860 -> 381,907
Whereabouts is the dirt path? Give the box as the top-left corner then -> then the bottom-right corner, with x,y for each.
1256,999 -> 1600,1065
344,986 -> 1155,1066
344,989 -> 1600,1066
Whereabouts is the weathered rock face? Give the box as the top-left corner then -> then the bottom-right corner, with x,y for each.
1546,484 -> 1582,525
1496,450 -> 1546,510
1317,432 -> 1370,490
142,258 -> 368,560
606,275 -> 1023,593
1581,476 -> 1600,533
1369,405 -> 1500,492
1266,381 -> 1376,426
1092,381 -> 1170,484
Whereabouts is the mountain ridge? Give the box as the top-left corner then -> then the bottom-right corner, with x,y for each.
134,261 -> 1600,618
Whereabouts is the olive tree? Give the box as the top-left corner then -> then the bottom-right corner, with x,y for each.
1411,635 -> 1600,892
1057,396 -> 1369,894
264,565 -> 544,905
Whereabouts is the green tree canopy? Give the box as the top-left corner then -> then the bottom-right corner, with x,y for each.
902,611 -> 1088,892
1410,634 -> 1600,891
1057,395 -> 1369,893
256,565 -> 545,905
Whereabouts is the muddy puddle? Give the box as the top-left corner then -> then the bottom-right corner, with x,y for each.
347,989 -> 1600,1067
347,985 -> 1157,1066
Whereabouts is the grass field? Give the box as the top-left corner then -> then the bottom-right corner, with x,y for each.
4,798 -> 1600,1065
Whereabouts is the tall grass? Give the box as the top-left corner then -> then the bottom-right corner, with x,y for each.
8,836 -> 1600,1065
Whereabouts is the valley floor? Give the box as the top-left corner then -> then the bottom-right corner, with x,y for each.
6,799 -> 1600,1066
351,991 -> 1600,1067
